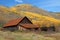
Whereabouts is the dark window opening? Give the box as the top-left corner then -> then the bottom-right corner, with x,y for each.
35,28 -> 38,30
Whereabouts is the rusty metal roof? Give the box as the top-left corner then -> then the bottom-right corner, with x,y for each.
20,24 -> 39,28
3,17 -> 24,27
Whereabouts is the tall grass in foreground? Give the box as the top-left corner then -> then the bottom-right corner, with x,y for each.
0,31 -> 56,40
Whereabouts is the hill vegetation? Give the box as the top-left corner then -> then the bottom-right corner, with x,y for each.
0,4 -> 60,27
9,4 -> 60,27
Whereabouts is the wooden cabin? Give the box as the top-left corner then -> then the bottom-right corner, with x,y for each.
3,16 -> 39,31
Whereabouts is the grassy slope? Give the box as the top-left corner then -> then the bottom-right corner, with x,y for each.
10,4 -> 60,19
9,4 -> 60,27
0,31 -> 55,40
13,11 -> 60,27
50,12 -> 60,19
55,12 -> 60,16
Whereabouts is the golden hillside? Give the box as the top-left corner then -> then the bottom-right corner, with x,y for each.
9,4 -> 60,27
10,4 -> 60,19
10,4 -> 51,16
11,10 -> 60,27
0,4 -> 60,27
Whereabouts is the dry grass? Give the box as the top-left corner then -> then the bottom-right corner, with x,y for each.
0,31 -> 56,40
44,32 -> 60,40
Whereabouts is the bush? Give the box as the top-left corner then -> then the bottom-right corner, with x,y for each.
40,27 -> 48,31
